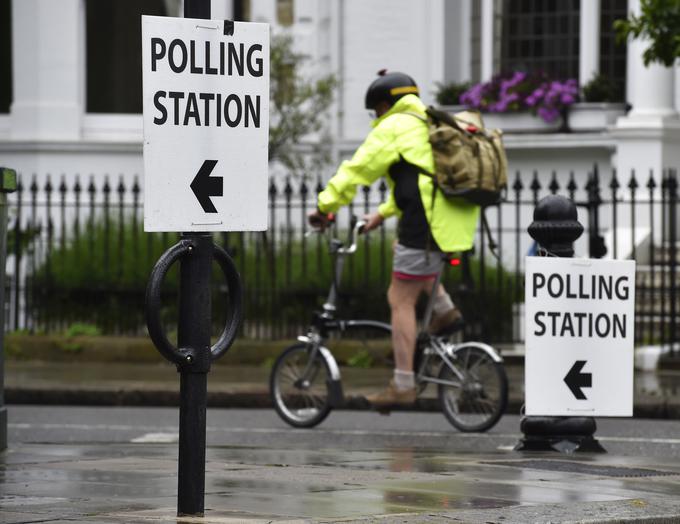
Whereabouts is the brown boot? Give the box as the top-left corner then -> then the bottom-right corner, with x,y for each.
428,308 -> 464,336
366,380 -> 417,409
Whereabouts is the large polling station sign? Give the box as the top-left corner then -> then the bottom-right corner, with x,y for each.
142,15 -> 269,232
525,257 -> 636,417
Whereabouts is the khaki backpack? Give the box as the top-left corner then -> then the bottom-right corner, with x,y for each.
407,107 -> 508,207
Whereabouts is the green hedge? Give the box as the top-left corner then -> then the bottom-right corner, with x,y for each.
28,217 -> 519,340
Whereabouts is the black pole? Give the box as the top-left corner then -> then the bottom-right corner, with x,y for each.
668,171 -> 678,357
0,168 -> 17,451
586,165 -> 607,259
184,0 -> 210,19
177,232 -> 212,516
515,195 -> 605,453
177,0 -> 211,516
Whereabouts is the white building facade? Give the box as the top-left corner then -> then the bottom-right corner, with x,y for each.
0,0 -> 679,188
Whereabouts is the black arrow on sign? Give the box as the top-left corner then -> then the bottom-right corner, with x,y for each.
190,159 -> 222,213
564,360 -> 592,400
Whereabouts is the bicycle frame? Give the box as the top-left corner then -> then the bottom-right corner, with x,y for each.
417,256 -> 504,386
415,335 -> 493,383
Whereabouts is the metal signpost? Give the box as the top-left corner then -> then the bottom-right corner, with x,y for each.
0,168 -> 16,451
142,0 -> 269,516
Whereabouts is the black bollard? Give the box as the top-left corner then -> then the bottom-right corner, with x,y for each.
516,195 -> 606,453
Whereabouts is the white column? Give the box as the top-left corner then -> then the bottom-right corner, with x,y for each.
427,0 -> 445,97
210,0 -> 234,19
461,0 -> 472,81
480,0 -> 494,81
10,0 -> 84,141
579,0 -> 600,86
676,64 -> 680,113
249,0 -> 276,24
443,0 -> 471,83
613,0 -> 680,177
624,43 -> 677,120
621,0 -> 677,121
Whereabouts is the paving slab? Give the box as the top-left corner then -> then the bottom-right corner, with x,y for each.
3,442 -> 680,523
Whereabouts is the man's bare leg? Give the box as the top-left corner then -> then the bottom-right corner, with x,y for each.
366,275 -> 436,407
388,275 -> 433,372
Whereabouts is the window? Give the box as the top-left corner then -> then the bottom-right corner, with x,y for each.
599,0 -> 627,101
501,0 -> 580,80
0,0 -> 11,114
233,0 -> 251,22
86,0 -> 172,113
277,0 -> 294,26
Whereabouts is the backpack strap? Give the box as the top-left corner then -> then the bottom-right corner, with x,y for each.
480,207 -> 501,260
401,111 -> 428,124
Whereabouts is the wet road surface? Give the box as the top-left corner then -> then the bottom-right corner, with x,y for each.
4,406 -> 680,523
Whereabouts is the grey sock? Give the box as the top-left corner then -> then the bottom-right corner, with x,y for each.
394,370 -> 415,390
433,291 -> 455,316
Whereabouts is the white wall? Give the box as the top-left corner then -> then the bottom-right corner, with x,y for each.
339,0 -> 445,140
0,0 -> 658,202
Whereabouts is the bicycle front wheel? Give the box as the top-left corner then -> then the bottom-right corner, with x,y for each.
270,343 -> 332,428
438,344 -> 508,432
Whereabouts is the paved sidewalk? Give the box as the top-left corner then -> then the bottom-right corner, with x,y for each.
5,409 -> 680,524
5,441 -> 680,524
6,359 -> 680,418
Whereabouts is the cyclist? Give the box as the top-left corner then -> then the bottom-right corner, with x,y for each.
308,70 -> 480,408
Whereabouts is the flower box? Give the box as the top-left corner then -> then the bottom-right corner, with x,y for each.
440,105 -> 563,133
567,102 -> 627,132
481,112 -> 564,133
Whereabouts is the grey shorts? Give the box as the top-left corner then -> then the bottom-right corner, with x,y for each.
392,244 -> 444,280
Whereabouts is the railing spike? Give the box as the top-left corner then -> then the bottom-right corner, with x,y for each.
646,170 -> 657,190
512,170 -> 523,192
567,171 -> 577,193
610,168 -> 621,191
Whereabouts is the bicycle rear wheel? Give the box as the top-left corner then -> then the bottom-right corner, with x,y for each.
270,343 -> 332,428
438,343 -> 508,432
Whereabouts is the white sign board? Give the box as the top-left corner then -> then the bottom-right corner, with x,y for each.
525,257 -> 636,416
142,15 -> 269,232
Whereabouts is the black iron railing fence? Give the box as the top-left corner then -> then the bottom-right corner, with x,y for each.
4,166 -> 679,351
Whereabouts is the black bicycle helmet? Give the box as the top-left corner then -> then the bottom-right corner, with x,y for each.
364,69 -> 419,110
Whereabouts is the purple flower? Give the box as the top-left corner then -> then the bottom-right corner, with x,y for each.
537,106 -> 560,122
460,72 -> 578,123
561,93 -> 575,105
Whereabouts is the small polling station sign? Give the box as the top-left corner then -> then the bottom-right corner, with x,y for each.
142,15 -> 269,232
524,257 -> 636,417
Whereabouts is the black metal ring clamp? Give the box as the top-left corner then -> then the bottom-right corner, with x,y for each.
145,239 -> 243,368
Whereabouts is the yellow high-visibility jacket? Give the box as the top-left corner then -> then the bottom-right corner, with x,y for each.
317,94 -> 480,252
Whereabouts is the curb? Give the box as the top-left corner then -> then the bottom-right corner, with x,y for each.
7,387 -> 678,419
6,387 -> 522,412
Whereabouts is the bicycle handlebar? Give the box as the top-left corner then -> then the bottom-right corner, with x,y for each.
336,218 -> 366,255
306,215 -> 367,255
